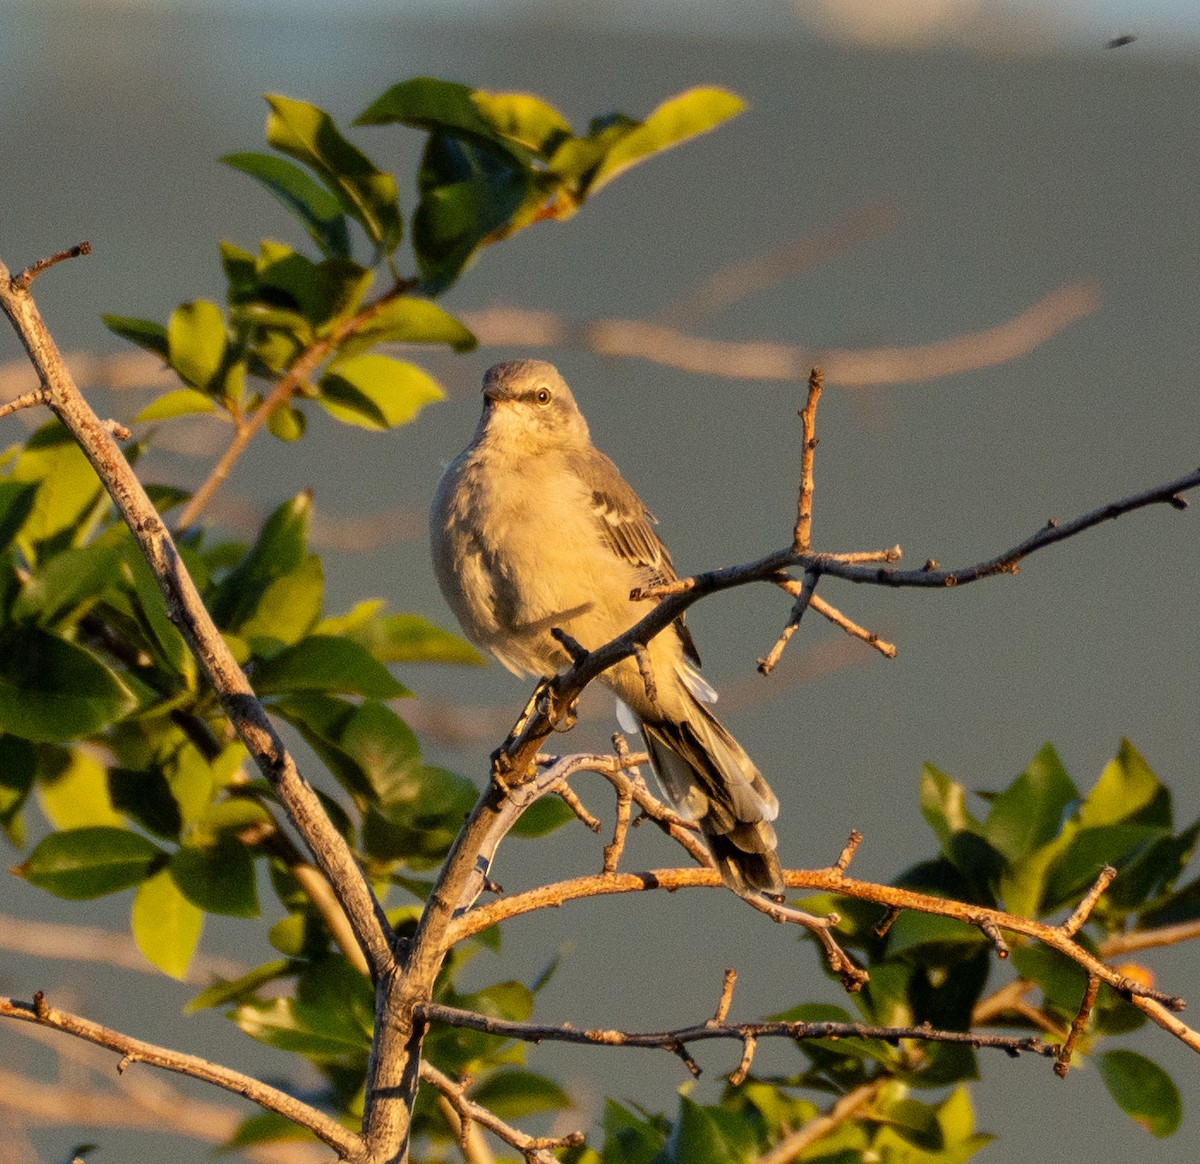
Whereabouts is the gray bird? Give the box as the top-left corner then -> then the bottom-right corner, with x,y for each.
430,359 -> 783,895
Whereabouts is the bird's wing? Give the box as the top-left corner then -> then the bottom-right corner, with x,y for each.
571,447 -> 702,667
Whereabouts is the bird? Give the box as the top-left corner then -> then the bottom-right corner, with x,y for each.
430,359 -> 783,895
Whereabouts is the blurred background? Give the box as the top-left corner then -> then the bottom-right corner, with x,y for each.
1,1 -> 1198,1161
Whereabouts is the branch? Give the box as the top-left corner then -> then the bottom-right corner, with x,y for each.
0,252 -> 395,985
419,1061 -> 584,1164
0,992 -> 365,1161
416,1001 -> 1054,1071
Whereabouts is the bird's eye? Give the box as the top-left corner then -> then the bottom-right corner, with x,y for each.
534,386 -> 552,406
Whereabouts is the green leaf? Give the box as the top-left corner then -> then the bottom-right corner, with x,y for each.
227,1112 -> 322,1147
920,763 -> 982,852
356,76 -> 513,145
1097,1049 -> 1182,1137
8,422 -> 105,551
334,296 -> 476,359
265,95 -> 403,254
222,150 -> 352,257
0,481 -> 37,553
240,554 -> 324,648
0,735 -> 37,844
473,91 -> 573,156
0,626 -> 136,742
885,910 -> 988,958
108,766 -> 184,840
582,87 -> 746,199
601,1099 -> 667,1164
266,403 -> 306,442
984,743 -> 1077,862
267,692 -> 375,802
13,544 -> 120,625
1042,823 -> 1163,912
134,388 -> 217,423
208,492 -> 311,630
16,826 -> 164,899
255,247 -> 374,329
1079,739 -> 1170,828
253,635 -> 408,698
318,354 -> 444,430
101,314 -> 169,360
470,1068 -> 571,1120
131,867 -> 204,979
187,958 -> 291,1012
170,841 -> 260,917
38,746 -> 123,829
663,1096 -> 739,1164
231,996 -> 372,1060
167,300 -> 228,391
318,607 -> 485,665
511,794 -> 576,838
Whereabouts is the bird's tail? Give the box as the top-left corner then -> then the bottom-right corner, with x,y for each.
639,699 -> 784,896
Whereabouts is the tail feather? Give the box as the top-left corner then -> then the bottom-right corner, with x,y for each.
640,701 -> 783,896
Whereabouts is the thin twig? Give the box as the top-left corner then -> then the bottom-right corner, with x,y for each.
712,969 -> 738,1024
13,241 -> 91,290
0,993 -> 366,1160
420,1061 -> 584,1164
1055,975 -> 1100,1078
417,1002 -> 1055,1066
793,366 -> 822,552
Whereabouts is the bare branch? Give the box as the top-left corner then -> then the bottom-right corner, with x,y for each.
420,1061 -> 583,1164
12,241 -> 91,290
793,366 -> 823,552
0,993 -> 365,1160
417,1001 -> 1054,1067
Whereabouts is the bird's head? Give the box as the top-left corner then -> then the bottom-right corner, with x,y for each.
477,360 -> 590,452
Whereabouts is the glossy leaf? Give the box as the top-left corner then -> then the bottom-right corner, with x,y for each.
12,543 -> 120,625
101,314 -> 169,360
252,635 -> 408,698
208,492 -> 311,630
135,388 -> 218,422
318,354 -> 444,430
1079,738 -> 1170,829
317,605 -> 485,665
240,554 -> 324,648
16,826 -> 163,899
0,481 -> 37,553
222,150 -> 351,257
7,423 -> 105,552
663,1096 -> 740,1164
920,763 -> 982,853
583,87 -> 745,198
108,766 -> 184,840
1042,823 -> 1163,912
510,795 -> 576,838
0,626 -> 136,742
0,735 -> 37,844
1097,1049 -> 1182,1137
333,296 -> 476,359
170,841 -> 260,917
132,867 -> 204,979
187,958 -> 292,1012
265,95 -> 403,253
255,247 -> 373,329
473,91 -> 572,155
983,743 -> 1076,862
38,747 -> 123,829
231,996 -> 372,1060
356,76 -> 515,147
168,300 -> 228,391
